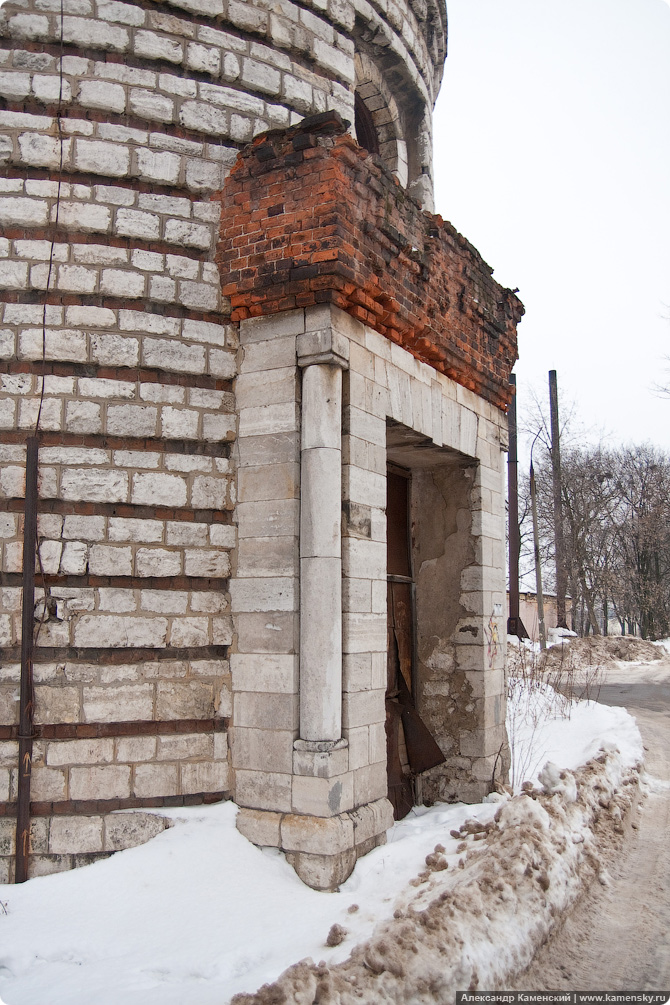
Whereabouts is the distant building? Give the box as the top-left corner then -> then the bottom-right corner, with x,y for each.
508,591 -> 574,642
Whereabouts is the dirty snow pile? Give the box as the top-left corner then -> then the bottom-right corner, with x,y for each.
539,634 -> 660,670
0,684 -> 643,1005
506,663 -> 641,791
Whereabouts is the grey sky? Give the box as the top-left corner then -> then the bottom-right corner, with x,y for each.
433,0 -> 670,450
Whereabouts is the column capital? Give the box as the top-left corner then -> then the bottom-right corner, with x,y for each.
293,738 -> 349,778
297,329 -> 349,370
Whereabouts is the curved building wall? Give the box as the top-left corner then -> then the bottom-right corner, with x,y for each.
0,0 -> 516,891
0,0 -> 448,881
0,0 -> 444,199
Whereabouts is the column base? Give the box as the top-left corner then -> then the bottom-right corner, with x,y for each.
293,738 -> 349,777
236,797 -> 393,890
285,849 -> 358,891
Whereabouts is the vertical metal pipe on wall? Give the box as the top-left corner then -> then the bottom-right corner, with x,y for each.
15,436 -> 38,884
507,375 -> 527,639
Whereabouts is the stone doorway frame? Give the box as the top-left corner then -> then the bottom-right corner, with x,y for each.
231,302 -> 509,888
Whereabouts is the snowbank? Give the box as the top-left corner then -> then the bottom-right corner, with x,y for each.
540,634 -> 660,669
231,745 -> 641,1003
507,674 -> 642,791
0,687 -> 644,1005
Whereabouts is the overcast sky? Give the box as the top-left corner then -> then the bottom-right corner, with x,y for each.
433,0 -> 670,452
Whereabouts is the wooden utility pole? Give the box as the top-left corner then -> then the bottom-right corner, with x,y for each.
548,370 -> 568,629
507,375 -> 527,638
530,452 -> 547,650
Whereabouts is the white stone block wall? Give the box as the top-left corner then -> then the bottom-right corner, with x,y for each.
230,308 -> 303,819
0,0 -> 443,199
0,808 -> 172,882
0,0 -> 449,882
338,308 -> 509,803
230,304 -> 508,888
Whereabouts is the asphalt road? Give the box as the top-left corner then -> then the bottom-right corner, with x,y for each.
516,659 -> 670,992
597,680 -> 670,715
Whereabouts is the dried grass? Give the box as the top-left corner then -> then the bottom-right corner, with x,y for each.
506,639 -> 604,790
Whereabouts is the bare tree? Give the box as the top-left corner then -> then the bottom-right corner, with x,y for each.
609,446 -> 670,640
521,441 -> 670,640
559,447 -> 618,635
515,380 -> 670,641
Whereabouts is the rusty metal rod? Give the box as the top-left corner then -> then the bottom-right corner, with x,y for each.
15,436 -> 38,884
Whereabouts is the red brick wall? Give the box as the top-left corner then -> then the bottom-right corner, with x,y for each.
216,112 -> 524,411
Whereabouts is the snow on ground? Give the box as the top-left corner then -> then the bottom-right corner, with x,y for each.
0,674 -> 645,1005
600,653 -> 670,687
507,673 -> 643,792
232,740 -> 643,1003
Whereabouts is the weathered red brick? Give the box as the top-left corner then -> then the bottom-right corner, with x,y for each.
216,115 -> 523,410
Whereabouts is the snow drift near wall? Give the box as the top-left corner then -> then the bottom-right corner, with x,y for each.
232,745 -> 641,1004
539,636 -> 660,671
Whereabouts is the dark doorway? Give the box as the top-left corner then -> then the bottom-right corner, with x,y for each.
386,466 -> 446,819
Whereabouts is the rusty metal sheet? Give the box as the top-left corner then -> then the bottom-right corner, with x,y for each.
387,583 -> 400,693
391,581 -> 413,695
401,705 -> 447,776
385,699 -> 414,820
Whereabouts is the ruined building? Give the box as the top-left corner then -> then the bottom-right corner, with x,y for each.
0,0 -> 523,889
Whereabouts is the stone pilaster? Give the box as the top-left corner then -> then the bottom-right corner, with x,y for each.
232,308 -> 392,891
296,328 -> 348,743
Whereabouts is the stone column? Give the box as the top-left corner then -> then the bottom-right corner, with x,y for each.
296,329 -> 349,743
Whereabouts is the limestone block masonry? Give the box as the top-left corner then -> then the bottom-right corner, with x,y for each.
231,298 -> 517,888
221,114 -> 522,888
0,0 -> 523,890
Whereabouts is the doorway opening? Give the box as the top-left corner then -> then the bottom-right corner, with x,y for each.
385,464 -> 445,819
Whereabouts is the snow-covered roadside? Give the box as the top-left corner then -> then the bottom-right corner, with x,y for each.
0,682 -> 644,1005
233,747 -> 641,1004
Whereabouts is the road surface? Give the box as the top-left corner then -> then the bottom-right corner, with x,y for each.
517,659 -> 670,992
